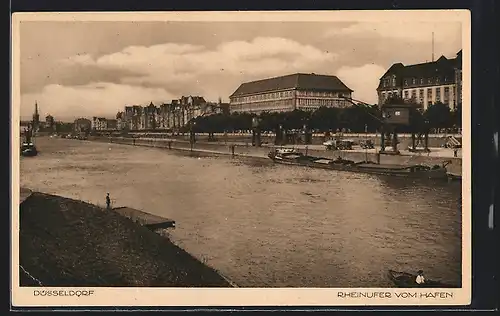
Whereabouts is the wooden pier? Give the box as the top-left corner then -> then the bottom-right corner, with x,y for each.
112,206 -> 176,230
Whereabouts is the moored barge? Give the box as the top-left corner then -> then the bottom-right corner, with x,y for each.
268,148 -> 449,180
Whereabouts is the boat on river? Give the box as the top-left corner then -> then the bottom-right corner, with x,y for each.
20,127 -> 38,157
21,142 -> 38,157
267,148 -> 449,180
387,269 -> 456,288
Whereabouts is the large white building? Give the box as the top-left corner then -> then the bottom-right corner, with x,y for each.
229,73 -> 353,114
377,50 -> 462,110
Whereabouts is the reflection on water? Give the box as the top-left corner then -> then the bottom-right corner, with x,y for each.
20,138 -> 462,287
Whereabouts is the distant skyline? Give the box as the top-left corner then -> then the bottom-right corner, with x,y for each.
17,13 -> 463,122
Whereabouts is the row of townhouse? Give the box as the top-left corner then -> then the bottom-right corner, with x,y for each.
91,117 -> 118,131
116,96 -> 229,131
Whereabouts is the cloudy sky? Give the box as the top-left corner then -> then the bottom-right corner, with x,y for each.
17,14 -> 463,121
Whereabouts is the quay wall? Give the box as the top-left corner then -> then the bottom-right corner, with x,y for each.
89,136 -> 462,175
122,132 -> 462,148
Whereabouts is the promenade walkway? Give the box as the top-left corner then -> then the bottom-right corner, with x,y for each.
137,137 -> 463,159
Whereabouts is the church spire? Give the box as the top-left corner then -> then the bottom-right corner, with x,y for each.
32,100 -> 40,132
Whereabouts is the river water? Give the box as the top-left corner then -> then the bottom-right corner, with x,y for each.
19,137 -> 462,288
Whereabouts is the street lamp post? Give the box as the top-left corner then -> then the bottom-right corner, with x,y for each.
189,121 -> 196,151
424,120 -> 430,152
364,123 -> 368,161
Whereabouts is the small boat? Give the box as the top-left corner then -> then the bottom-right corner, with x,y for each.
387,270 -> 456,288
267,148 -> 315,165
267,148 -> 449,180
21,124 -> 38,157
20,142 -> 38,157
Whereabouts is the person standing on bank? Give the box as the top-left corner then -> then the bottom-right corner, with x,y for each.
106,193 -> 111,210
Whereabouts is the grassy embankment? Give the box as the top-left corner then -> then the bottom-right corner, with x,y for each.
19,191 -> 233,287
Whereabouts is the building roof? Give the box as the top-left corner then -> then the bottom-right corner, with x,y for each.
74,118 -> 91,123
179,96 -> 206,105
230,73 -> 353,98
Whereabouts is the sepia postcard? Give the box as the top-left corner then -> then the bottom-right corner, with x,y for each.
11,10 -> 471,308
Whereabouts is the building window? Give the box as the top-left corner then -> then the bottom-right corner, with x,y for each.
420,78 -> 424,84
419,89 -> 424,99
404,90 -> 409,99
427,88 -> 433,100
436,87 -> 441,102
392,77 -> 396,86
436,77 -> 440,84
412,78 -> 416,85
444,87 -> 450,101
428,78 -> 433,84
411,90 -> 417,99
444,76 -> 448,82
404,79 -> 408,86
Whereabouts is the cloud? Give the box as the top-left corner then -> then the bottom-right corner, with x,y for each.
21,82 -> 177,120
62,53 -> 94,65
65,36 -> 337,89
336,64 -> 387,104
23,36 -> 339,119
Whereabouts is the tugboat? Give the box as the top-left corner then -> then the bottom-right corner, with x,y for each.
21,142 -> 38,157
20,125 -> 38,157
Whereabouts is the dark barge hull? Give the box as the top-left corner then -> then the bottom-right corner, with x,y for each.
269,156 -> 448,180
387,270 -> 456,288
21,147 -> 38,157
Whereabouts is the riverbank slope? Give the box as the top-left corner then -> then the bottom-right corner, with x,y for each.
19,191 -> 233,287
